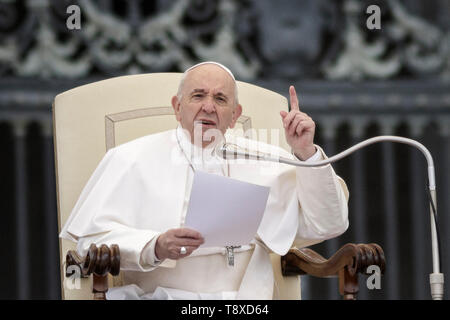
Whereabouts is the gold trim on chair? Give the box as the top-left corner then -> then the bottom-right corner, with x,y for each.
105,106 -> 174,150
238,115 -> 252,138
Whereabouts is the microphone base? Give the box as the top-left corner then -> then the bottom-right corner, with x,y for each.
430,273 -> 444,300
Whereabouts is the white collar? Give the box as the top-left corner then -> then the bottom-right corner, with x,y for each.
176,125 -> 227,172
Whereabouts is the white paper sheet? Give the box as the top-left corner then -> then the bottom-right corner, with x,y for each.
184,171 -> 270,247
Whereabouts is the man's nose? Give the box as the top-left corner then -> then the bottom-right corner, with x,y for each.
201,97 -> 216,113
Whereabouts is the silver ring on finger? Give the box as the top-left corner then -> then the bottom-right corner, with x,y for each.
180,246 -> 187,255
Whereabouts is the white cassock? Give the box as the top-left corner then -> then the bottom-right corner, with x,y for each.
60,126 -> 349,300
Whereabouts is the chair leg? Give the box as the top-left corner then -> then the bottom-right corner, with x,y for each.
339,267 -> 359,300
93,274 -> 108,300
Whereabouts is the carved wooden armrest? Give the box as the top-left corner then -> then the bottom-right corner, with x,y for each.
66,244 -> 120,300
281,243 -> 385,300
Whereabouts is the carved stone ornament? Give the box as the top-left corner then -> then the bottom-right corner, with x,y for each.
0,0 -> 260,79
0,0 -> 448,80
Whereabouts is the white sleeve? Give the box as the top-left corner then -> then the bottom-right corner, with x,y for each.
294,145 -> 349,242
293,147 -> 322,163
140,234 -> 163,267
61,146 -> 177,272
76,226 -> 161,272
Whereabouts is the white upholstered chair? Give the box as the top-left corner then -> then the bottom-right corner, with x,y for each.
53,73 -> 385,300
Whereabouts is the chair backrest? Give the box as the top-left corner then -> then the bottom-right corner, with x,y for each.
53,73 -> 291,299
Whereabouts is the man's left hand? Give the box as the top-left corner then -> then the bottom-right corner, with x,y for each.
280,85 -> 316,160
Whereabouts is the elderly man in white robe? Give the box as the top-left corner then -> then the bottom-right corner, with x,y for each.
60,61 -> 349,300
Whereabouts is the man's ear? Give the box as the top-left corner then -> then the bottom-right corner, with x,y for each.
171,95 -> 181,121
229,104 -> 243,128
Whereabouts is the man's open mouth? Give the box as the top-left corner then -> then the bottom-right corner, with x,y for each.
196,119 -> 217,126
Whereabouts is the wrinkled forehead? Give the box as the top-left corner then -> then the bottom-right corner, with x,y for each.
182,64 -> 236,95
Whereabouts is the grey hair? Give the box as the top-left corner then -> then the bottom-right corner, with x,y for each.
176,61 -> 239,106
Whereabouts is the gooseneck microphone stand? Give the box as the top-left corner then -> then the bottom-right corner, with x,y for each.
217,135 -> 444,300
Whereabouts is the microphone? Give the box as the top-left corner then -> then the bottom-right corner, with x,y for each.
216,142 -> 290,162
215,142 -> 327,166
217,136 -> 444,300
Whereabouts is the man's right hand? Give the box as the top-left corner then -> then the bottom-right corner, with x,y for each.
155,228 -> 204,260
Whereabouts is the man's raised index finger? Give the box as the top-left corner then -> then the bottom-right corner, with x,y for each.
289,85 -> 300,111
